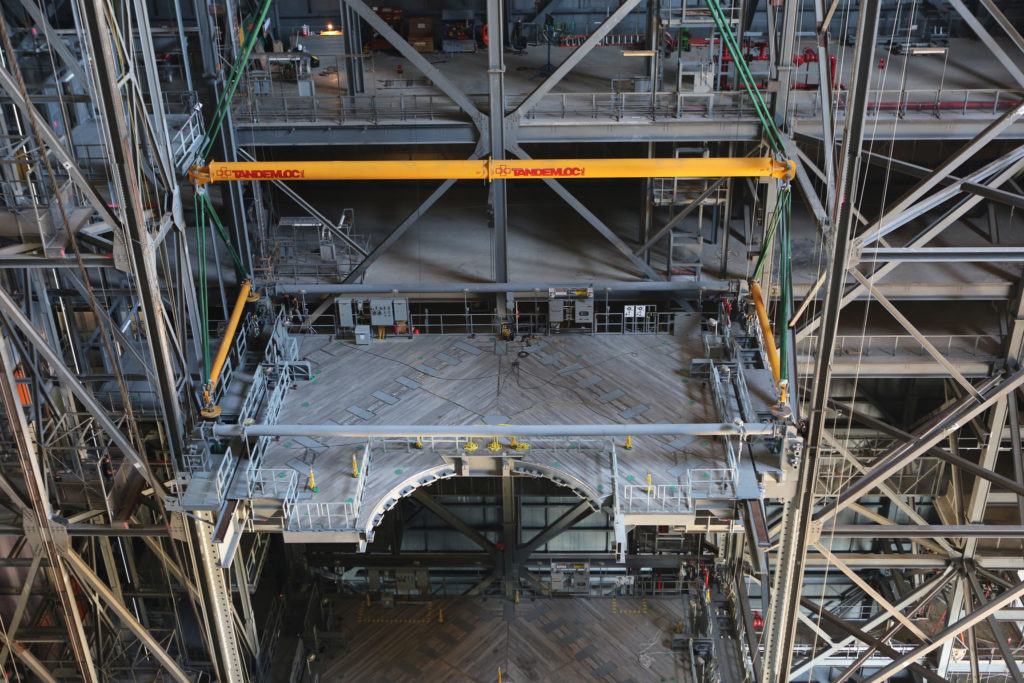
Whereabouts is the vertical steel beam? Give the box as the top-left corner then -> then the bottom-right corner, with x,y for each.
761,3 -> 881,680
487,0 -> 509,283
501,463 -> 517,595
78,0 -> 187,468
194,510 -> 246,682
966,566 -> 1024,683
0,334 -> 98,681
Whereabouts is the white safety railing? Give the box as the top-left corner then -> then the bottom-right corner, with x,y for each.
689,467 -> 736,497
800,332 -> 1001,359
622,484 -> 692,513
213,450 -> 234,501
169,102 -> 204,171
231,87 -> 1021,127
286,501 -> 356,531
620,465 -> 738,514
247,468 -> 298,504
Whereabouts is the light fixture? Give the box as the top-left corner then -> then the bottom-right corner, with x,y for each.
909,47 -> 947,55
622,50 -> 657,57
326,23 -> 333,31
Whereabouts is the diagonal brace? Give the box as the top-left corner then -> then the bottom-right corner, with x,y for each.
412,489 -> 499,556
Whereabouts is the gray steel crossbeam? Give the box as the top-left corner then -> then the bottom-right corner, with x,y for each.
412,489 -> 499,557
343,0 -> 484,125
827,398 -> 1024,499
798,156 -> 1024,341
945,0 -> 1024,89
508,143 -> 662,280
0,287 -> 166,497
815,370 -> 1021,525
516,500 -> 595,561
864,579 -> 1024,683
850,269 -> 981,398
510,0 -> 645,120
60,549 -> 191,682
799,597 -> 948,683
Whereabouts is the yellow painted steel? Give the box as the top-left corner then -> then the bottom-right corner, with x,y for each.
749,280 -> 781,387
189,157 -> 795,185
204,279 -> 252,405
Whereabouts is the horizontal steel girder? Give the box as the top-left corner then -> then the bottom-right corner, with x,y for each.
212,422 -> 775,439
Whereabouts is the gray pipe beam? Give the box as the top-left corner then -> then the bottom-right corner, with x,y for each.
825,525 -> 1024,538
859,247 -> 1024,262
213,422 -> 773,438
276,279 -> 716,295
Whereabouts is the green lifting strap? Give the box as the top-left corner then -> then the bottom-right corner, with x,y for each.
704,0 -> 786,155
199,0 -> 275,160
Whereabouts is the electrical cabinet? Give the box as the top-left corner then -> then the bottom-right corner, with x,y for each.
370,298 -> 394,325
354,325 -> 371,345
392,298 -> 409,322
548,300 -> 564,322
335,298 -> 354,327
575,299 -> 594,323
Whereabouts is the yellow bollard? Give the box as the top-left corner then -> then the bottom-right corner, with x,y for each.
352,453 -> 360,478
487,436 -> 502,452
646,471 -> 652,493
366,594 -> 371,607
514,591 -> 519,604
438,608 -> 444,624
308,467 -> 318,493
464,439 -> 479,452
625,435 -> 633,450
509,436 -> 517,448
498,666 -> 502,683
675,620 -> 683,634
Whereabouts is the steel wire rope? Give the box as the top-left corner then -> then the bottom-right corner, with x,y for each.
0,609 -> 25,683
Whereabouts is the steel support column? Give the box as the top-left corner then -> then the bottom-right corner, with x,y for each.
487,0 -> 509,283
78,0 -> 186,469
0,335 -> 97,681
761,3 -> 881,680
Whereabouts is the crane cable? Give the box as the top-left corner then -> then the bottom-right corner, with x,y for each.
706,0 -> 793,387
191,0 -> 273,378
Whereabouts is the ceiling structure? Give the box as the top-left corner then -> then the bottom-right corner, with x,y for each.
0,0 -> 1023,680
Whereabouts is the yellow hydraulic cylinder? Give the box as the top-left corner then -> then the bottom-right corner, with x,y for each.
749,280 -> 781,388
190,157 -> 795,186
203,280 -> 255,415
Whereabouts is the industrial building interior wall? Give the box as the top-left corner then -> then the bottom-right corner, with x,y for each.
0,0 -> 1023,681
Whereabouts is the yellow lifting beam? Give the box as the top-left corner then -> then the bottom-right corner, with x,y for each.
201,279 -> 260,418
189,157 -> 795,186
